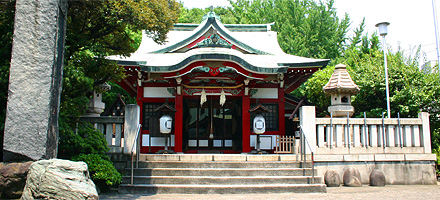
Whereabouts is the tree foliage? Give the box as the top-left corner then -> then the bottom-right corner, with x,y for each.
298,24 -> 440,159
58,1 -> 180,187
0,1 -> 180,163
178,5 -> 237,24
63,0 -> 180,119
228,0 -> 349,59
298,23 -> 440,157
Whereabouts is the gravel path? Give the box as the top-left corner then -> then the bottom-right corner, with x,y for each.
100,184 -> 440,200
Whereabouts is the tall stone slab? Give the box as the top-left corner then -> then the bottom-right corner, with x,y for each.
300,106 -> 317,154
3,0 -> 68,161
124,104 -> 140,154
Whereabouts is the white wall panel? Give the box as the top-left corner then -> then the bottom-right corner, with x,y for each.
144,87 -> 174,98
251,88 -> 278,99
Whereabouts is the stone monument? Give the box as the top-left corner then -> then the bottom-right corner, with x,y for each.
3,0 -> 68,161
323,63 -> 359,117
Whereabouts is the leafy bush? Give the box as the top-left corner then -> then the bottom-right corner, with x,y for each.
72,154 -> 122,187
58,121 -> 109,159
58,121 -> 121,190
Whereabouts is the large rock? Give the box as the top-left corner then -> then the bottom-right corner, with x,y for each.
324,170 -> 341,187
21,159 -> 98,200
3,0 -> 68,162
343,167 -> 362,187
370,169 -> 386,186
0,162 -> 33,199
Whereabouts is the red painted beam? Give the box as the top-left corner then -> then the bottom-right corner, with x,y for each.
116,78 -> 137,97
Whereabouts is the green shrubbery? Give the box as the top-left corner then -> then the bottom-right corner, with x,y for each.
432,128 -> 440,177
58,121 -> 121,191
72,153 -> 122,189
58,121 -> 109,158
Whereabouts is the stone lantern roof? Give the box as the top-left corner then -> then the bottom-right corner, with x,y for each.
323,64 -> 359,95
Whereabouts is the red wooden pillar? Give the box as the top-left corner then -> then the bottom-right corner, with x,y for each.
174,86 -> 183,152
242,94 -> 251,153
278,88 -> 285,136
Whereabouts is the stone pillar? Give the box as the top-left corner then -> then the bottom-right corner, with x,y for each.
123,104 -> 140,154
3,0 -> 68,161
300,106 -> 316,154
419,112 -> 431,153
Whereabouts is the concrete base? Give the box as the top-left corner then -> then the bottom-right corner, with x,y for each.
314,154 -> 437,185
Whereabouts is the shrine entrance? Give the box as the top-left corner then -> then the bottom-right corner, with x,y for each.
182,97 -> 242,152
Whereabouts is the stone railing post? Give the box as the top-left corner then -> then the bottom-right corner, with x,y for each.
124,104 -> 140,154
300,106 -> 317,154
419,112 -> 431,153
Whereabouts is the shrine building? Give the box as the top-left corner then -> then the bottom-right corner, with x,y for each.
108,11 -> 329,154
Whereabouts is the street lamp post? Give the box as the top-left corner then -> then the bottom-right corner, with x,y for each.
376,22 -> 391,119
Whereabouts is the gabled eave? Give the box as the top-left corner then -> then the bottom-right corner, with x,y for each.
151,13 -> 270,55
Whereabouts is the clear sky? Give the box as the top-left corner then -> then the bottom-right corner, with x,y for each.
179,0 -> 440,63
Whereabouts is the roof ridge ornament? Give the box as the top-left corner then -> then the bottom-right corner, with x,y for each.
196,32 -> 232,48
202,7 -> 221,22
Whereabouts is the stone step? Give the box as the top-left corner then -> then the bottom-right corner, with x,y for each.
118,183 -> 327,194
131,161 -> 311,169
138,154 -> 309,162
108,153 -> 131,162
119,157 -> 323,194
122,175 -> 321,185
124,168 -> 316,177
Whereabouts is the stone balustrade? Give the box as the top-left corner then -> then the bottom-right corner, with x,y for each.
300,106 -> 432,155
80,116 -> 125,153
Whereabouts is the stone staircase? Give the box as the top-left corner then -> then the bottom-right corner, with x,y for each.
118,154 -> 326,194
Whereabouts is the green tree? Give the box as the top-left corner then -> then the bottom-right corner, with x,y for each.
301,29 -> 440,118
62,0 -> 180,119
58,0 -> 180,188
178,5 -> 236,24
299,29 -> 440,166
228,0 -> 350,59
0,0 -> 180,161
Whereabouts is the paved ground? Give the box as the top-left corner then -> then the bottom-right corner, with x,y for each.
100,183 -> 440,200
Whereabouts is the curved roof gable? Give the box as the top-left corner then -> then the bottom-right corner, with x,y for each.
107,11 -> 330,75
151,11 -> 270,55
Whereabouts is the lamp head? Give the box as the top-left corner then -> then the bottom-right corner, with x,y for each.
375,22 -> 390,36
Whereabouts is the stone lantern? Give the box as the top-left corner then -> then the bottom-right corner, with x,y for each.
323,64 -> 359,117
85,82 -> 111,117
